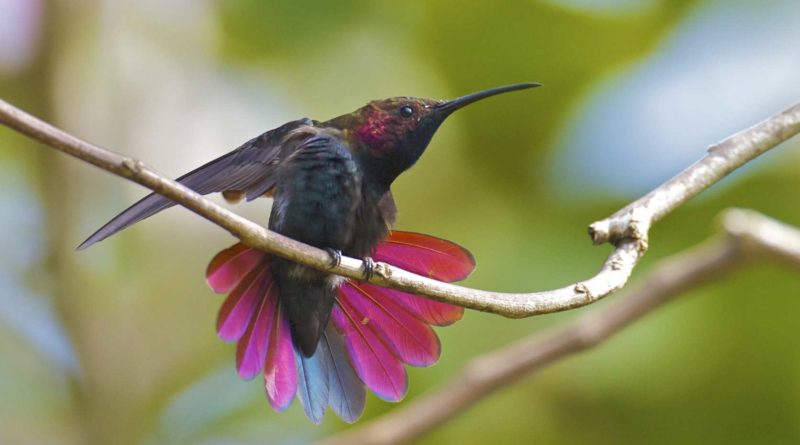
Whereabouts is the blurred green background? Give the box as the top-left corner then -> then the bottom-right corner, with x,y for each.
1,0 -> 799,444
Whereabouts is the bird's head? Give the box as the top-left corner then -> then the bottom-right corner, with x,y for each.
335,83 -> 540,185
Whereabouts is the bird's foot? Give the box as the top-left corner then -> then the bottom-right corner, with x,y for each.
324,248 -> 342,269
361,256 -> 376,280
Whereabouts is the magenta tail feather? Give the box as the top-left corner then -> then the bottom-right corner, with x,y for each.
264,302 -> 297,412
373,231 -> 475,281
216,267 -> 268,342
206,243 -> 268,293
236,282 -> 278,380
340,282 -> 440,367
332,299 -> 408,402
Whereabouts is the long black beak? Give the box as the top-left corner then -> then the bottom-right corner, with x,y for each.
435,82 -> 540,116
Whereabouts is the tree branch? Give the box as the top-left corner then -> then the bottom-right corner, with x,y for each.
0,99 -> 798,317
316,209 -> 800,445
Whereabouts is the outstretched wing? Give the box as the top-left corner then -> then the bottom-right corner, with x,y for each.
78,118 -> 314,249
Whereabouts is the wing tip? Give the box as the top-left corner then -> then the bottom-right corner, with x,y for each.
75,216 -> 136,252
77,227 -> 114,251
76,233 -> 104,251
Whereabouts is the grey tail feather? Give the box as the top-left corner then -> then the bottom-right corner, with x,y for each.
295,342 -> 330,424
322,325 -> 365,422
295,325 -> 366,423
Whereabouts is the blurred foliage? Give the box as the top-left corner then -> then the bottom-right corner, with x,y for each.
1,0 -> 799,444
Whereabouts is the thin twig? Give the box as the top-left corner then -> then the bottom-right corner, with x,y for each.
1,99 -> 798,317
589,106 -> 800,248
316,209 -> 800,445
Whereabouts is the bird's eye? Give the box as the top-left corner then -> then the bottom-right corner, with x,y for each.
399,106 -> 414,118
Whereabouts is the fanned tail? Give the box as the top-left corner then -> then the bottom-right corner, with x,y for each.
205,230 -> 475,423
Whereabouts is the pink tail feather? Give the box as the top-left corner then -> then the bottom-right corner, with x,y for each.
340,282 -> 440,367
236,281 -> 278,380
264,301 -> 297,412
332,296 -> 408,402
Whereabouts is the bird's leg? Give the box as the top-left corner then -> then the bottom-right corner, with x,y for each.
361,256 -> 376,280
324,248 -> 342,269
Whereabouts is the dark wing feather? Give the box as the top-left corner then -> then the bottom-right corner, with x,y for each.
78,118 -> 313,249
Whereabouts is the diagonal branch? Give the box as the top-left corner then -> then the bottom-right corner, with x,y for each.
316,209 -> 800,445
1,99 -> 799,317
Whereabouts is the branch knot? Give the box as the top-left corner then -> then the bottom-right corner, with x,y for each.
574,283 -> 594,303
121,157 -> 145,175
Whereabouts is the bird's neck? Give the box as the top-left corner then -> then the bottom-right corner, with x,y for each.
321,116 -> 409,188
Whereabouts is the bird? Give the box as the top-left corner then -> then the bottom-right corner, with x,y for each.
79,82 -> 539,422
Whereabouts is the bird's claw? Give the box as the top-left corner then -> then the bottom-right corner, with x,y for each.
325,248 -> 342,269
361,256 -> 376,280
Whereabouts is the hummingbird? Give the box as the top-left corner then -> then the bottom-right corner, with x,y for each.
79,82 -> 539,423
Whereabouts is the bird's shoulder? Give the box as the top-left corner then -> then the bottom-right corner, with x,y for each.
220,119 -> 352,204
245,118 -> 350,155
